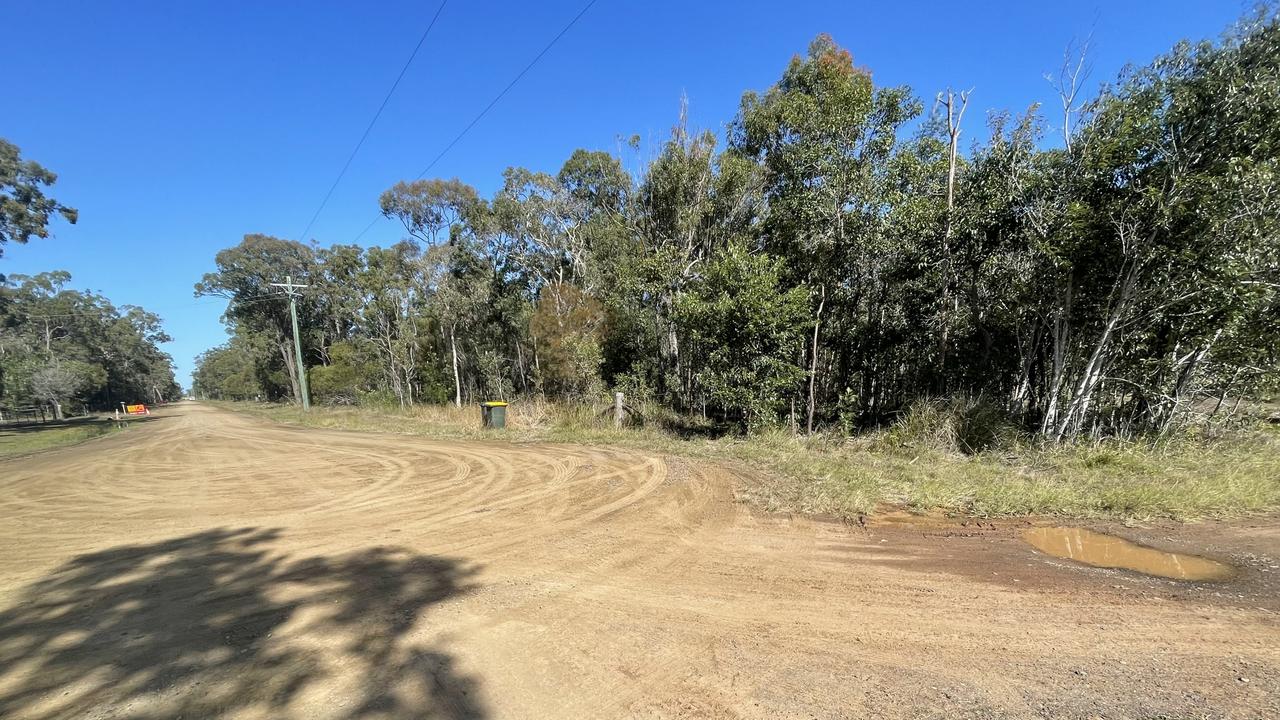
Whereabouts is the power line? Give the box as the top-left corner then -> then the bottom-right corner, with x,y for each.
9,295 -> 244,317
353,0 -> 601,243
5,294 -> 281,322
296,0 -> 450,244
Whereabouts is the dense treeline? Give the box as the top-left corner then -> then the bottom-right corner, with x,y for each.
195,11 -> 1280,441
0,272 -> 181,417
0,140 -> 180,418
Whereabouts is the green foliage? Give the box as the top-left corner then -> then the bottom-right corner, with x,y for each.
0,146 -> 155,415
530,283 -> 604,399
195,234 -> 318,404
308,341 -> 376,404
0,139 -> 78,259
197,10 -> 1280,444
192,340 -> 262,401
379,178 -> 481,245
1,272 -> 179,412
29,361 -> 105,412
677,244 -> 808,428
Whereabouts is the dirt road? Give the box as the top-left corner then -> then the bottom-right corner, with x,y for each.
0,402 -> 1276,719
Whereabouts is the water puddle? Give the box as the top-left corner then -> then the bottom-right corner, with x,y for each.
1023,527 -> 1234,582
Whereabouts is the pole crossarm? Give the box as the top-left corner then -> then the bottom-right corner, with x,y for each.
269,277 -> 310,297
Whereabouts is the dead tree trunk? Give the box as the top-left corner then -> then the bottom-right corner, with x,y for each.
936,88 -> 971,387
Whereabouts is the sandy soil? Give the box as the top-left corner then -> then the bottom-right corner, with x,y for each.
0,401 -> 1276,719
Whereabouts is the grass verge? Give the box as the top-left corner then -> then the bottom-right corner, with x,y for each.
0,416 -> 121,459
213,400 -> 1280,522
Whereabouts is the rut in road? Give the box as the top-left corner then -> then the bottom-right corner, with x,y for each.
0,402 -> 1275,719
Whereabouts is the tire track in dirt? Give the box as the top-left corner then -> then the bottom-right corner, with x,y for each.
0,402 -> 1277,720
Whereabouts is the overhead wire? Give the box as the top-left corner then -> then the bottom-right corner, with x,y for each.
138,0 -> 599,327
352,0 -> 601,243
5,293 -> 283,322
295,0 -> 450,244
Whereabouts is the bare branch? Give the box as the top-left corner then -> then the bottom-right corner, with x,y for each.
1046,32 -> 1094,152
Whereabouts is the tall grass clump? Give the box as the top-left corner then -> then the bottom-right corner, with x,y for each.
885,395 -> 1021,455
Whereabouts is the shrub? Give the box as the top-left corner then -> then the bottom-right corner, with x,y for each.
888,395 -> 1019,454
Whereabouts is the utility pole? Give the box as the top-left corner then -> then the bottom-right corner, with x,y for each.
270,275 -> 311,411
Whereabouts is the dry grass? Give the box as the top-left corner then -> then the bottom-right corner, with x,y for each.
733,429 -> 1280,521
0,416 -> 120,459
215,400 -> 1280,522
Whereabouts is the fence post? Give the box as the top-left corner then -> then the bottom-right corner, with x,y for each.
614,392 -> 624,428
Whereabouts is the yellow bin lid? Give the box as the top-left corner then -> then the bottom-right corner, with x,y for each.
481,401 -> 509,407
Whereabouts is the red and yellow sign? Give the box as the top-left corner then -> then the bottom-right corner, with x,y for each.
125,404 -> 148,415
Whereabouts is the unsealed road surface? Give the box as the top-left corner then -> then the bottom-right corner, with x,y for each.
0,402 -> 1276,719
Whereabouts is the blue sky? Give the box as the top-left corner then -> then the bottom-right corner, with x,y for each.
4,0 -> 1248,387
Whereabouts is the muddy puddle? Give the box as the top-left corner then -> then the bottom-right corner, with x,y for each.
1024,527 -> 1234,582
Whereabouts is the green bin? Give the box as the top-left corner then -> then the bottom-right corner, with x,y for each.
481,401 -> 508,429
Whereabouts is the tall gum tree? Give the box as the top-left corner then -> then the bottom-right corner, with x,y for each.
380,178 -> 484,407
733,34 -> 920,425
195,235 -> 317,405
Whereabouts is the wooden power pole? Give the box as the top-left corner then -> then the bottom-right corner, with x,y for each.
270,276 -> 311,411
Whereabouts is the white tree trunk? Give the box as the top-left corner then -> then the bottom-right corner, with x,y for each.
807,285 -> 825,435
450,324 -> 462,408
278,339 -> 302,405
1054,264 -> 1138,442
1040,281 -> 1072,436
937,89 -> 970,383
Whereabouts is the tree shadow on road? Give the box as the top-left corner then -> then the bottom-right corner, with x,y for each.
0,528 -> 485,719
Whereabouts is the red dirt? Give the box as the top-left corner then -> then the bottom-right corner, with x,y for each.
0,401 -> 1276,719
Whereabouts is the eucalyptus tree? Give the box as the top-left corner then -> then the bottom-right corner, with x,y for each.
732,33 -> 921,425
2,272 -> 108,417
0,139 -> 77,260
1,272 -> 178,413
379,178 -> 488,406
379,178 -> 481,245
484,151 -> 634,399
946,109 -> 1054,409
620,107 -> 765,409
193,340 -> 262,400
0,141 -> 180,413
190,13 -> 1280,441
311,243 -> 368,358
195,234 -> 317,404
29,363 -> 99,419
491,166 -> 599,293
1040,9 -> 1280,439
359,240 -> 425,408
422,240 -> 493,406
676,243 -> 809,428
